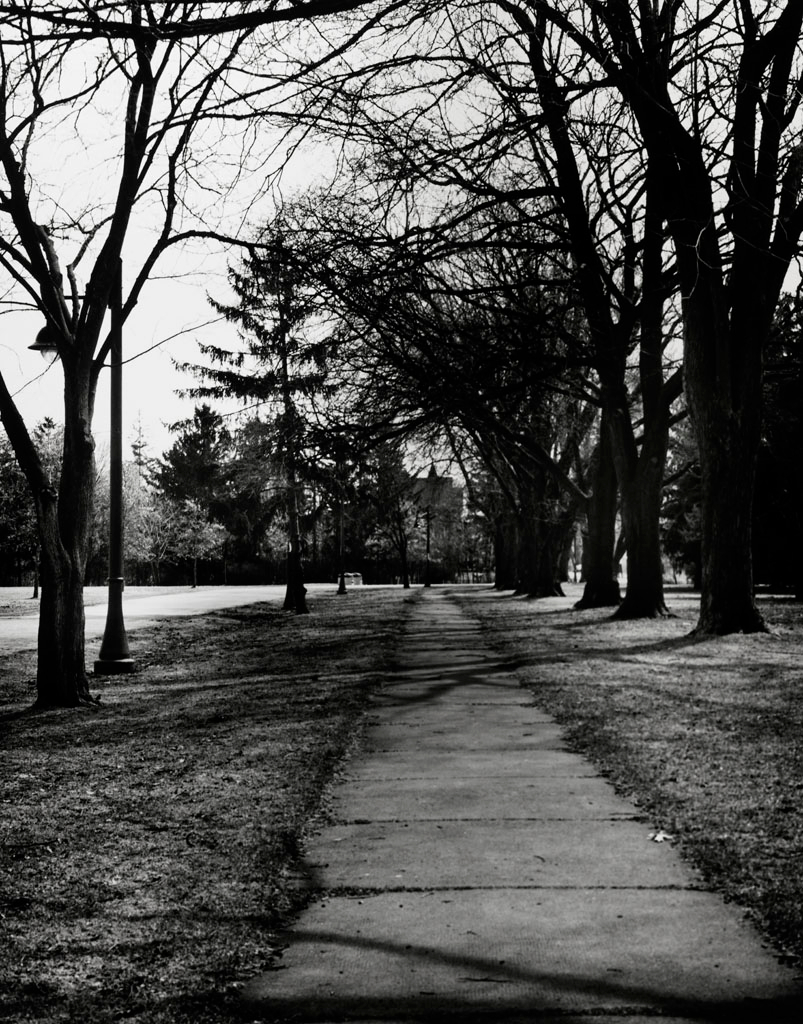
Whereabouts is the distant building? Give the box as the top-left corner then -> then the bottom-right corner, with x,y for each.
413,465 -> 464,522
411,466 -> 466,582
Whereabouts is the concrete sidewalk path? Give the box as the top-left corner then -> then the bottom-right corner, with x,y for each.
241,589 -> 803,1023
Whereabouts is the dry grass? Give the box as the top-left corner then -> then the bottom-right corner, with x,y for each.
5,580 -> 803,1021
455,582 -> 803,967
0,588 -> 411,1024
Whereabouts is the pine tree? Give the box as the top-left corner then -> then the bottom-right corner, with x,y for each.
185,229 -> 333,613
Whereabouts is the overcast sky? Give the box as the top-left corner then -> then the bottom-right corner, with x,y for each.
3,246 -> 242,460
0,18 -> 340,464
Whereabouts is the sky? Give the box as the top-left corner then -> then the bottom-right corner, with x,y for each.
0,15 -> 341,465
2,132 -> 341,461
3,250 -> 244,461
1,154 -> 337,464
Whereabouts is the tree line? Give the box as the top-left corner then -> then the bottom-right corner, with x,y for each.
2,2 -> 803,707
0,406 -> 487,593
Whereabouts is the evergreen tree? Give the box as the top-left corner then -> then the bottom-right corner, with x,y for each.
0,436 -> 39,588
186,228 -> 337,613
151,405 -> 232,521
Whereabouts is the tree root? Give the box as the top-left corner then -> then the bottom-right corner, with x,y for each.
31,691 -> 102,712
612,603 -> 676,621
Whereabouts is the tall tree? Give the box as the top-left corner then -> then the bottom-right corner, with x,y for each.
573,408 -> 622,609
758,293 -> 803,596
0,0 -> 387,704
272,193 -> 595,596
523,0 -> 803,632
151,405 -> 232,518
196,232 -> 338,613
171,499 -> 228,588
364,441 -> 423,588
0,418 -> 63,590
0,435 -> 39,587
282,4 -> 681,614
287,0 -> 803,630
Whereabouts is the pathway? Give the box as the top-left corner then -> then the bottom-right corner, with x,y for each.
0,584 -> 307,652
242,588 -> 802,1023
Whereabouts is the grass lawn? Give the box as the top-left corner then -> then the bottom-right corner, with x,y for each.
455,582 -> 803,969
4,581 -> 803,1022
0,587 -> 412,1023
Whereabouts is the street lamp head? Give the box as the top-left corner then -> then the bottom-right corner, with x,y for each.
28,324 -> 60,360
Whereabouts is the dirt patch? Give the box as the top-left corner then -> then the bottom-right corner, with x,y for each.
0,588 -> 412,1023
456,583 -> 803,969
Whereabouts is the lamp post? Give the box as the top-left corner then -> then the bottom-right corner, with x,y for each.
29,265 -> 135,674
424,505 -> 432,588
95,260 -> 135,674
28,326 -> 61,359
337,451 -> 347,595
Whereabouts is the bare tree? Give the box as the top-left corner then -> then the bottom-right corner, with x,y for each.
267,191 -> 596,595
271,2 -> 686,616
517,0 -> 803,633
279,0 -> 803,632
0,0 -> 385,706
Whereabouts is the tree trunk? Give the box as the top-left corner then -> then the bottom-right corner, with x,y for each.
514,504 -> 539,596
534,515 -> 571,598
791,470 -> 803,602
278,265 -> 309,616
284,483 -> 308,614
693,409 -> 765,633
612,407 -> 671,620
281,407 -> 307,614
36,540 -> 92,707
515,492 -> 570,599
33,408 -> 97,707
575,412 -> 621,609
615,455 -> 669,619
399,531 -> 411,589
493,514 -> 518,590
685,304 -> 766,634
284,538 -> 308,613
558,525 -> 574,584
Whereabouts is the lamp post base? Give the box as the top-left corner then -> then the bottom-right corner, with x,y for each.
95,577 -> 134,674
94,657 -> 136,675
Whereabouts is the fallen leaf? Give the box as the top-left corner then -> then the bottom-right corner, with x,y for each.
649,829 -> 674,843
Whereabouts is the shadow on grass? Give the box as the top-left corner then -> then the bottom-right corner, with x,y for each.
1,589 -> 414,1024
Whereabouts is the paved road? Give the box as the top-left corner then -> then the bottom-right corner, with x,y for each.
84,584 -> 290,632
0,584 -> 330,652
242,588 -> 803,1023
